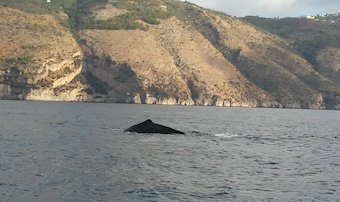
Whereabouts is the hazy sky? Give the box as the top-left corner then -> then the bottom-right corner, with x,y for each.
185,0 -> 340,17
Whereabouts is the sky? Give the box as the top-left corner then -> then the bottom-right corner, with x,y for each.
185,0 -> 340,18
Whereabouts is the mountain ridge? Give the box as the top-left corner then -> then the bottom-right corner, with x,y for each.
0,0 -> 339,109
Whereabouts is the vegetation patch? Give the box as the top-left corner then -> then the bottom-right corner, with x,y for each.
84,14 -> 146,30
0,0 -> 76,14
83,0 -> 172,30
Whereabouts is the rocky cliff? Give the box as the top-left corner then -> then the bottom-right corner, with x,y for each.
0,6 -> 90,101
0,0 -> 340,109
79,16 -> 276,107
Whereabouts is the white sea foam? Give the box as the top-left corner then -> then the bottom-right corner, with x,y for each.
214,133 -> 239,138
110,128 -> 122,132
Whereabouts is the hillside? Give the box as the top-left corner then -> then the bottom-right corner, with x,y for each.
243,16 -> 340,108
0,0 -> 340,109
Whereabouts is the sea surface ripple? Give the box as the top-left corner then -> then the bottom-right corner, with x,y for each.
0,101 -> 339,201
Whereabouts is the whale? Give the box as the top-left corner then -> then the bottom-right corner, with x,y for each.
124,119 -> 185,134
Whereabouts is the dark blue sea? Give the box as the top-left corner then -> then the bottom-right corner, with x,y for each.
0,101 -> 339,201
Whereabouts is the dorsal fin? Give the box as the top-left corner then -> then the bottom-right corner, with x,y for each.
145,119 -> 153,123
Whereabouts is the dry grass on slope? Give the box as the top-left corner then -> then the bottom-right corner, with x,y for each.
80,16 -> 266,104
0,6 -> 83,90
205,12 -> 328,107
0,40 -> 24,59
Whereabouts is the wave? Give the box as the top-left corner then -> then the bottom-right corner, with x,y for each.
110,128 -> 123,132
112,128 -> 241,139
214,133 -> 240,138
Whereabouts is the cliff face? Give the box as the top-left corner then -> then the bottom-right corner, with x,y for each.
79,16 -> 276,107
0,6 -> 88,101
1,1 -> 340,109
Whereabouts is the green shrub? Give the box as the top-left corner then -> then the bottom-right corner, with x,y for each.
82,0 -> 173,30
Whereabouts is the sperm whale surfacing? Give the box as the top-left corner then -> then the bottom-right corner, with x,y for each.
124,119 -> 185,134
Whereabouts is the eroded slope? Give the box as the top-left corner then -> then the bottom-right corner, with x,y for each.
0,6 -> 88,101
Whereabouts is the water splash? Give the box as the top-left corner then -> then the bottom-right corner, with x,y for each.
214,133 -> 239,138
